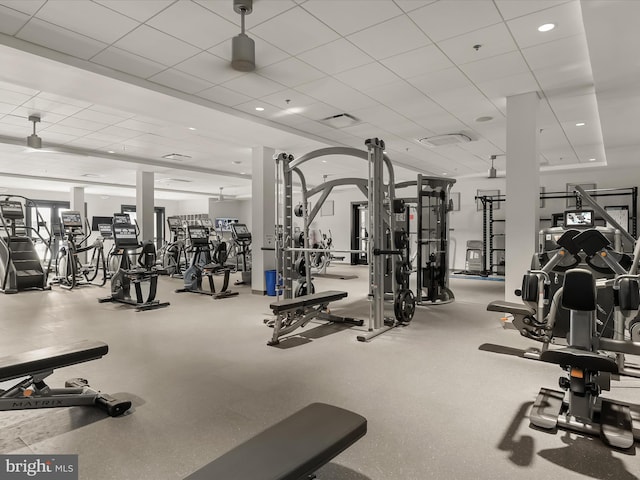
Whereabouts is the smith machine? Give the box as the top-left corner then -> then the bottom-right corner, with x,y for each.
270,139 -> 415,345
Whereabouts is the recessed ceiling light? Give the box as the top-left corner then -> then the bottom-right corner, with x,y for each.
240,172 -> 246,175
107,150 -> 115,154
576,122 -> 585,126
255,107 -> 265,111
442,172 -> 448,176
589,158 -> 596,162
188,127 -> 196,131
81,173 -> 101,178
322,160 -> 327,163
538,23 -> 555,32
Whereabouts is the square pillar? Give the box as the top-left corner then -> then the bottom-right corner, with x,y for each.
505,92 -> 540,301
136,171 -> 154,243
251,146 -> 275,294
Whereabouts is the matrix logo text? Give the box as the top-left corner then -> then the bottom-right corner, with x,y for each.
0,455 -> 78,480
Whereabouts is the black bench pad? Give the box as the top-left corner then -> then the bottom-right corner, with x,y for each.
487,300 -> 535,317
0,340 -> 108,382
540,347 -> 619,373
270,291 -> 348,314
185,402 -> 367,480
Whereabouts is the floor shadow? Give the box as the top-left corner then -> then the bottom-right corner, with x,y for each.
315,273 -> 359,280
271,322 -> 358,349
479,343 -> 528,358
0,393 -> 143,452
314,462 -> 372,479
538,432 -> 639,480
271,337 -> 313,349
497,401 -> 536,467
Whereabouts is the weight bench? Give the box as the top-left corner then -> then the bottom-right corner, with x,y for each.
266,290 -> 363,346
0,340 -> 131,417
184,402 -> 367,480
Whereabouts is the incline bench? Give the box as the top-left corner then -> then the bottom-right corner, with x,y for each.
266,290 -> 363,345
185,403 -> 367,480
0,340 -> 131,417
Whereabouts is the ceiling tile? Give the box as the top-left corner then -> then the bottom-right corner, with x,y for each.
535,63 -> 593,97
89,104 -> 135,119
66,137 -> 113,149
21,98 -> 85,116
495,0 -> 570,20
408,67 -> 472,95
522,34 -> 588,71
197,0 -> 296,28
113,25 -> 200,66
507,1 -> 584,49
348,14 -> 431,60
258,58 -> 326,88
196,85 -> 253,107
380,44 -> 454,79
95,0 -> 175,22
297,38 -> 373,75
35,0 -> 138,44
351,104 -> 410,129
393,0 -> 438,13
295,77 -> 377,111
260,89 -> 319,110
208,35 -> 289,68
174,51 -> 244,85
0,88 -> 32,105
475,72 -> 539,104
297,102 -> 341,121
0,5 -> 29,35
57,116 -> 109,132
301,0 -> 403,36
42,123 -> 93,137
148,69 -> 215,94
147,1 -> 237,49
74,109 -> 127,125
222,74 -> 287,98
98,125 -> 144,140
91,46 -> 166,79
460,51 -> 530,84
0,102 -> 16,114
0,1 -> 45,16
410,0 -> 502,42
438,23 -> 518,66
334,62 -> 400,92
40,131 -> 78,144
249,6 -> 340,55
36,92 -> 92,108
16,18 -> 108,60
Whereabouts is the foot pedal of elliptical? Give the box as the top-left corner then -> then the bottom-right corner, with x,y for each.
600,400 -> 634,449
530,388 -> 563,430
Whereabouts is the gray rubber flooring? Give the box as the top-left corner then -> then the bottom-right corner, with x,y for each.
0,265 -> 639,479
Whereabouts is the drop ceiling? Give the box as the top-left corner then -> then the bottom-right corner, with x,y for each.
0,0 -> 633,199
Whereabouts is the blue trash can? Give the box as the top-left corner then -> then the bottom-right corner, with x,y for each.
265,270 -> 280,296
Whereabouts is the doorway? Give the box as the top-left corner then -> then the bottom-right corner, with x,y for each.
26,200 -> 72,260
121,205 -> 165,250
350,201 -> 368,265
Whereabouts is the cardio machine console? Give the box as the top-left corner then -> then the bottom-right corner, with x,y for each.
188,225 -> 209,246
61,211 -> 84,237
98,224 -> 113,239
0,201 -> 24,220
231,223 -> 251,242
564,209 -> 595,229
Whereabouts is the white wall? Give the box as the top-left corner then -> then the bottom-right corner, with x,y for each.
449,165 -> 640,271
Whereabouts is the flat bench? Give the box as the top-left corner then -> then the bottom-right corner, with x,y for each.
270,290 -> 348,314
185,403 -> 367,480
0,340 -> 108,382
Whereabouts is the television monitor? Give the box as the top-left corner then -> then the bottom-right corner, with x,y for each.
564,209 -> 594,228
92,216 -> 113,231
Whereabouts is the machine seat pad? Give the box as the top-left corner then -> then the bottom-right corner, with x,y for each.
270,291 -> 348,314
0,340 -> 108,382
184,403 -> 367,480
202,263 -> 226,272
486,300 -> 535,317
540,347 -> 619,373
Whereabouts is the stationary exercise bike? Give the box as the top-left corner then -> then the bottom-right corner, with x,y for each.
53,211 -> 108,290
175,225 -> 238,299
98,214 -> 169,311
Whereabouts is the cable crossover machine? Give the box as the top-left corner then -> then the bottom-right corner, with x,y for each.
269,138 -> 416,345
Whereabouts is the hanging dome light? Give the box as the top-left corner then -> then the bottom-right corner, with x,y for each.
231,0 -> 255,72
27,115 -> 42,149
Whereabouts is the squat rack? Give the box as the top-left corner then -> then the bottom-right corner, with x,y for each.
274,138 -> 403,341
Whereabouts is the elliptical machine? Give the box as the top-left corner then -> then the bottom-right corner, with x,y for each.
230,223 -> 251,286
53,211 -> 108,290
98,213 -> 169,311
160,216 -> 188,277
175,225 -> 237,299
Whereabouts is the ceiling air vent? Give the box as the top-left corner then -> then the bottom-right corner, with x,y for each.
418,133 -> 472,147
321,113 -> 359,129
162,153 -> 192,161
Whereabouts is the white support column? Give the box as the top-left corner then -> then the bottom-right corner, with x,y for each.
208,197 -> 216,222
136,171 -> 154,244
251,146 -> 275,294
70,186 -> 85,261
505,92 -> 540,301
